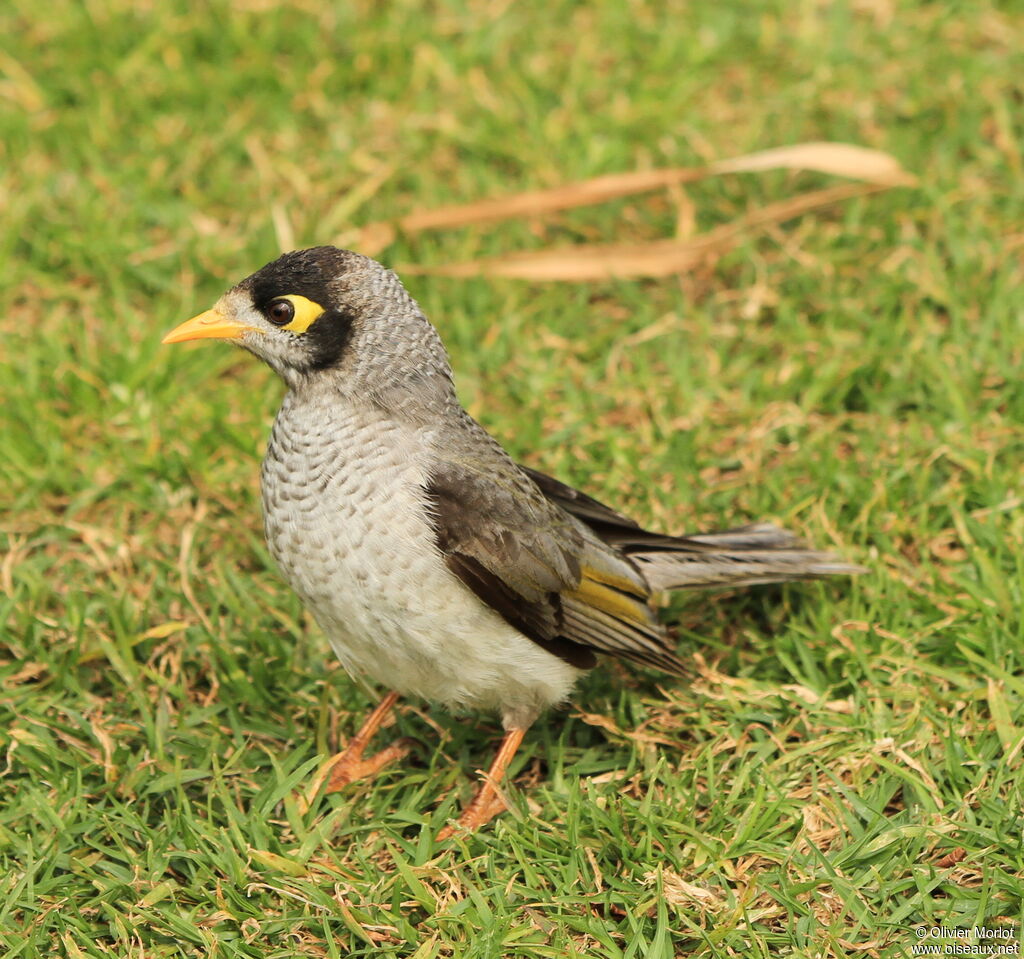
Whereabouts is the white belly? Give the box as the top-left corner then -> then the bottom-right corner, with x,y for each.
260,396 -> 581,726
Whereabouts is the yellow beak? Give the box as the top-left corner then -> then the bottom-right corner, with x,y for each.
161,308 -> 256,344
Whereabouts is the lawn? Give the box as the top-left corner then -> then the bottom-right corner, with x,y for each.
2,1 -> 1023,956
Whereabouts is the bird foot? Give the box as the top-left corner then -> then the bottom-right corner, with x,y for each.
436,783 -> 511,841
324,738 -> 415,792
436,726 -> 526,840
298,737 -> 414,812
297,691 -> 407,812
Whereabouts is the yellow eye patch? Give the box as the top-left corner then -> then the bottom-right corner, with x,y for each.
274,294 -> 325,334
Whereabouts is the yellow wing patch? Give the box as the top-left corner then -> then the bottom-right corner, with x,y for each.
579,564 -> 647,597
567,570 -> 652,627
278,295 -> 325,334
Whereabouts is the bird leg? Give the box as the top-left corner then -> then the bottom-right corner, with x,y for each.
437,726 -> 527,840
302,691 -> 412,807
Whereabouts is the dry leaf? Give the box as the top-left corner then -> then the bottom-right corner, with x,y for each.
3,661 -> 48,686
643,868 -> 726,911
354,141 -> 914,254
928,529 -> 968,562
935,847 -> 967,868
405,183 -> 885,281
376,168 -> 712,234
710,141 -> 915,185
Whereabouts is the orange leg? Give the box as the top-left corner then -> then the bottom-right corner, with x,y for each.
301,691 -> 412,808
437,727 -> 527,840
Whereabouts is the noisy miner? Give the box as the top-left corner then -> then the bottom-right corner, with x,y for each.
163,246 -> 860,836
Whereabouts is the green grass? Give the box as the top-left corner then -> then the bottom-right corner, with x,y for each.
2,0 -> 1023,956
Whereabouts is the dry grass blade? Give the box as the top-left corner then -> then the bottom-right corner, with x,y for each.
355,142 -> 913,254
402,182 -> 889,281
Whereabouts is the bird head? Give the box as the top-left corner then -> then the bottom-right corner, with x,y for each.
162,247 -> 455,404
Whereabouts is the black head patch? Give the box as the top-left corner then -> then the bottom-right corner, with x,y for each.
240,246 -> 353,310
241,247 -> 357,370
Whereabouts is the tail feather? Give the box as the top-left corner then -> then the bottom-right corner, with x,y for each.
629,523 -> 865,592
520,465 -> 863,593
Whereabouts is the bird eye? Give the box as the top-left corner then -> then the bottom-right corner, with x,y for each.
268,299 -> 295,326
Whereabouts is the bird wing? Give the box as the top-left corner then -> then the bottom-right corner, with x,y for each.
516,464 -> 644,536
425,437 -> 687,676
425,456 -> 596,668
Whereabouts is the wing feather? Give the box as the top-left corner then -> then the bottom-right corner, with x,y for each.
423,425 -> 688,675
425,457 -> 597,669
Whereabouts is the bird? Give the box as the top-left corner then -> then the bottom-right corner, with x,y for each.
162,246 -> 861,836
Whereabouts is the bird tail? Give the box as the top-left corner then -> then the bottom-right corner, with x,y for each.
626,523 -> 864,592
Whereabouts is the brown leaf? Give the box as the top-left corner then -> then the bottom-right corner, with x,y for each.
404,182 -> 887,281
354,141 -> 914,254
3,661 -> 48,687
928,529 -> 968,562
643,868 -> 726,911
376,168 -> 711,235
935,847 -> 967,868
711,141 -> 916,185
